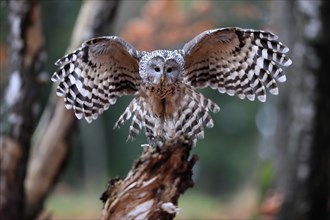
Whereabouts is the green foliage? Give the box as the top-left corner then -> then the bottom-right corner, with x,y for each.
258,160 -> 275,195
0,2 -> 8,44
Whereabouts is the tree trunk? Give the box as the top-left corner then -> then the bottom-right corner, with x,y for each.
24,0 -> 120,219
274,0 -> 329,219
0,0 -> 46,219
101,137 -> 197,220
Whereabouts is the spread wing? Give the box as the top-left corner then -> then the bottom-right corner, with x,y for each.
182,27 -> 292,102
52,36 -> 141,122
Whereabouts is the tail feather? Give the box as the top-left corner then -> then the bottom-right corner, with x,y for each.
114,88 -> 219,146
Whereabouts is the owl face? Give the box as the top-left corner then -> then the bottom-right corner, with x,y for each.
140,50 -> 184,85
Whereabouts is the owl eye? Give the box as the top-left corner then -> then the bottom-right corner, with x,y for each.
154,67 -> 161,72
167,68 -> 172,73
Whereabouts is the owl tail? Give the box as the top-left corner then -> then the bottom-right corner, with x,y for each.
114,97 -> 162,144
114,89 -> 220,146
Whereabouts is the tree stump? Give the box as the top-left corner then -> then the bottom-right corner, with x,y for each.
100,137 -> 197,220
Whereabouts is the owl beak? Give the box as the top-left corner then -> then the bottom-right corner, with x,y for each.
160,74 -> 166,85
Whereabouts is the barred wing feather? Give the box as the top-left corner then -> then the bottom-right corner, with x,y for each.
183,27 -> 292,102
51,36 -> 141,122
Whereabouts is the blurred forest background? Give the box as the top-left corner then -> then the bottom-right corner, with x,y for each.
0,0 -> 328,219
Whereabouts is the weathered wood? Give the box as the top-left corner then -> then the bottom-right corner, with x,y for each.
101,137 -> 197,220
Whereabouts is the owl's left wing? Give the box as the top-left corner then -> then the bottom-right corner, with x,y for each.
182,27 -> 292,102
52,36 -> 141,122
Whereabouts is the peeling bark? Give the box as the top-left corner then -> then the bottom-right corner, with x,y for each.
101,137 -> 197,220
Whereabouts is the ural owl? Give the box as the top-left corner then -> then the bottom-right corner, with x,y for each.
52,27 -> 292,146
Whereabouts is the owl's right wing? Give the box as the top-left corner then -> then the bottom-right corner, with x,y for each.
52,36 -> 141,122
182,27 -> 292,102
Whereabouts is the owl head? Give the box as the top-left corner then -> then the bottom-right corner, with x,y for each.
139,50 -> 184,85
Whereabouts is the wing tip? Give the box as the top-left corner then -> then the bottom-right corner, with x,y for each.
85,116 -> 94,123
51,73 -> 60,82
75,112 -> 83,120
284,58 -> 292,66
206,120 -> 214,128
277,75 -> 287,83
270,87 -> 279,95
54,59 -> 62,66
247,94 -> 256,101
258,95 -> 266,102
214,105 -> 220,113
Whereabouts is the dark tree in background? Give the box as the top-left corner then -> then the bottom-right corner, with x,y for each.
0,0 -> 120,219
274,0 -> 329,219
0,0 -> 46,219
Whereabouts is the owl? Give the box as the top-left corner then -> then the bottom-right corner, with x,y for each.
52,27 -> 292,146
